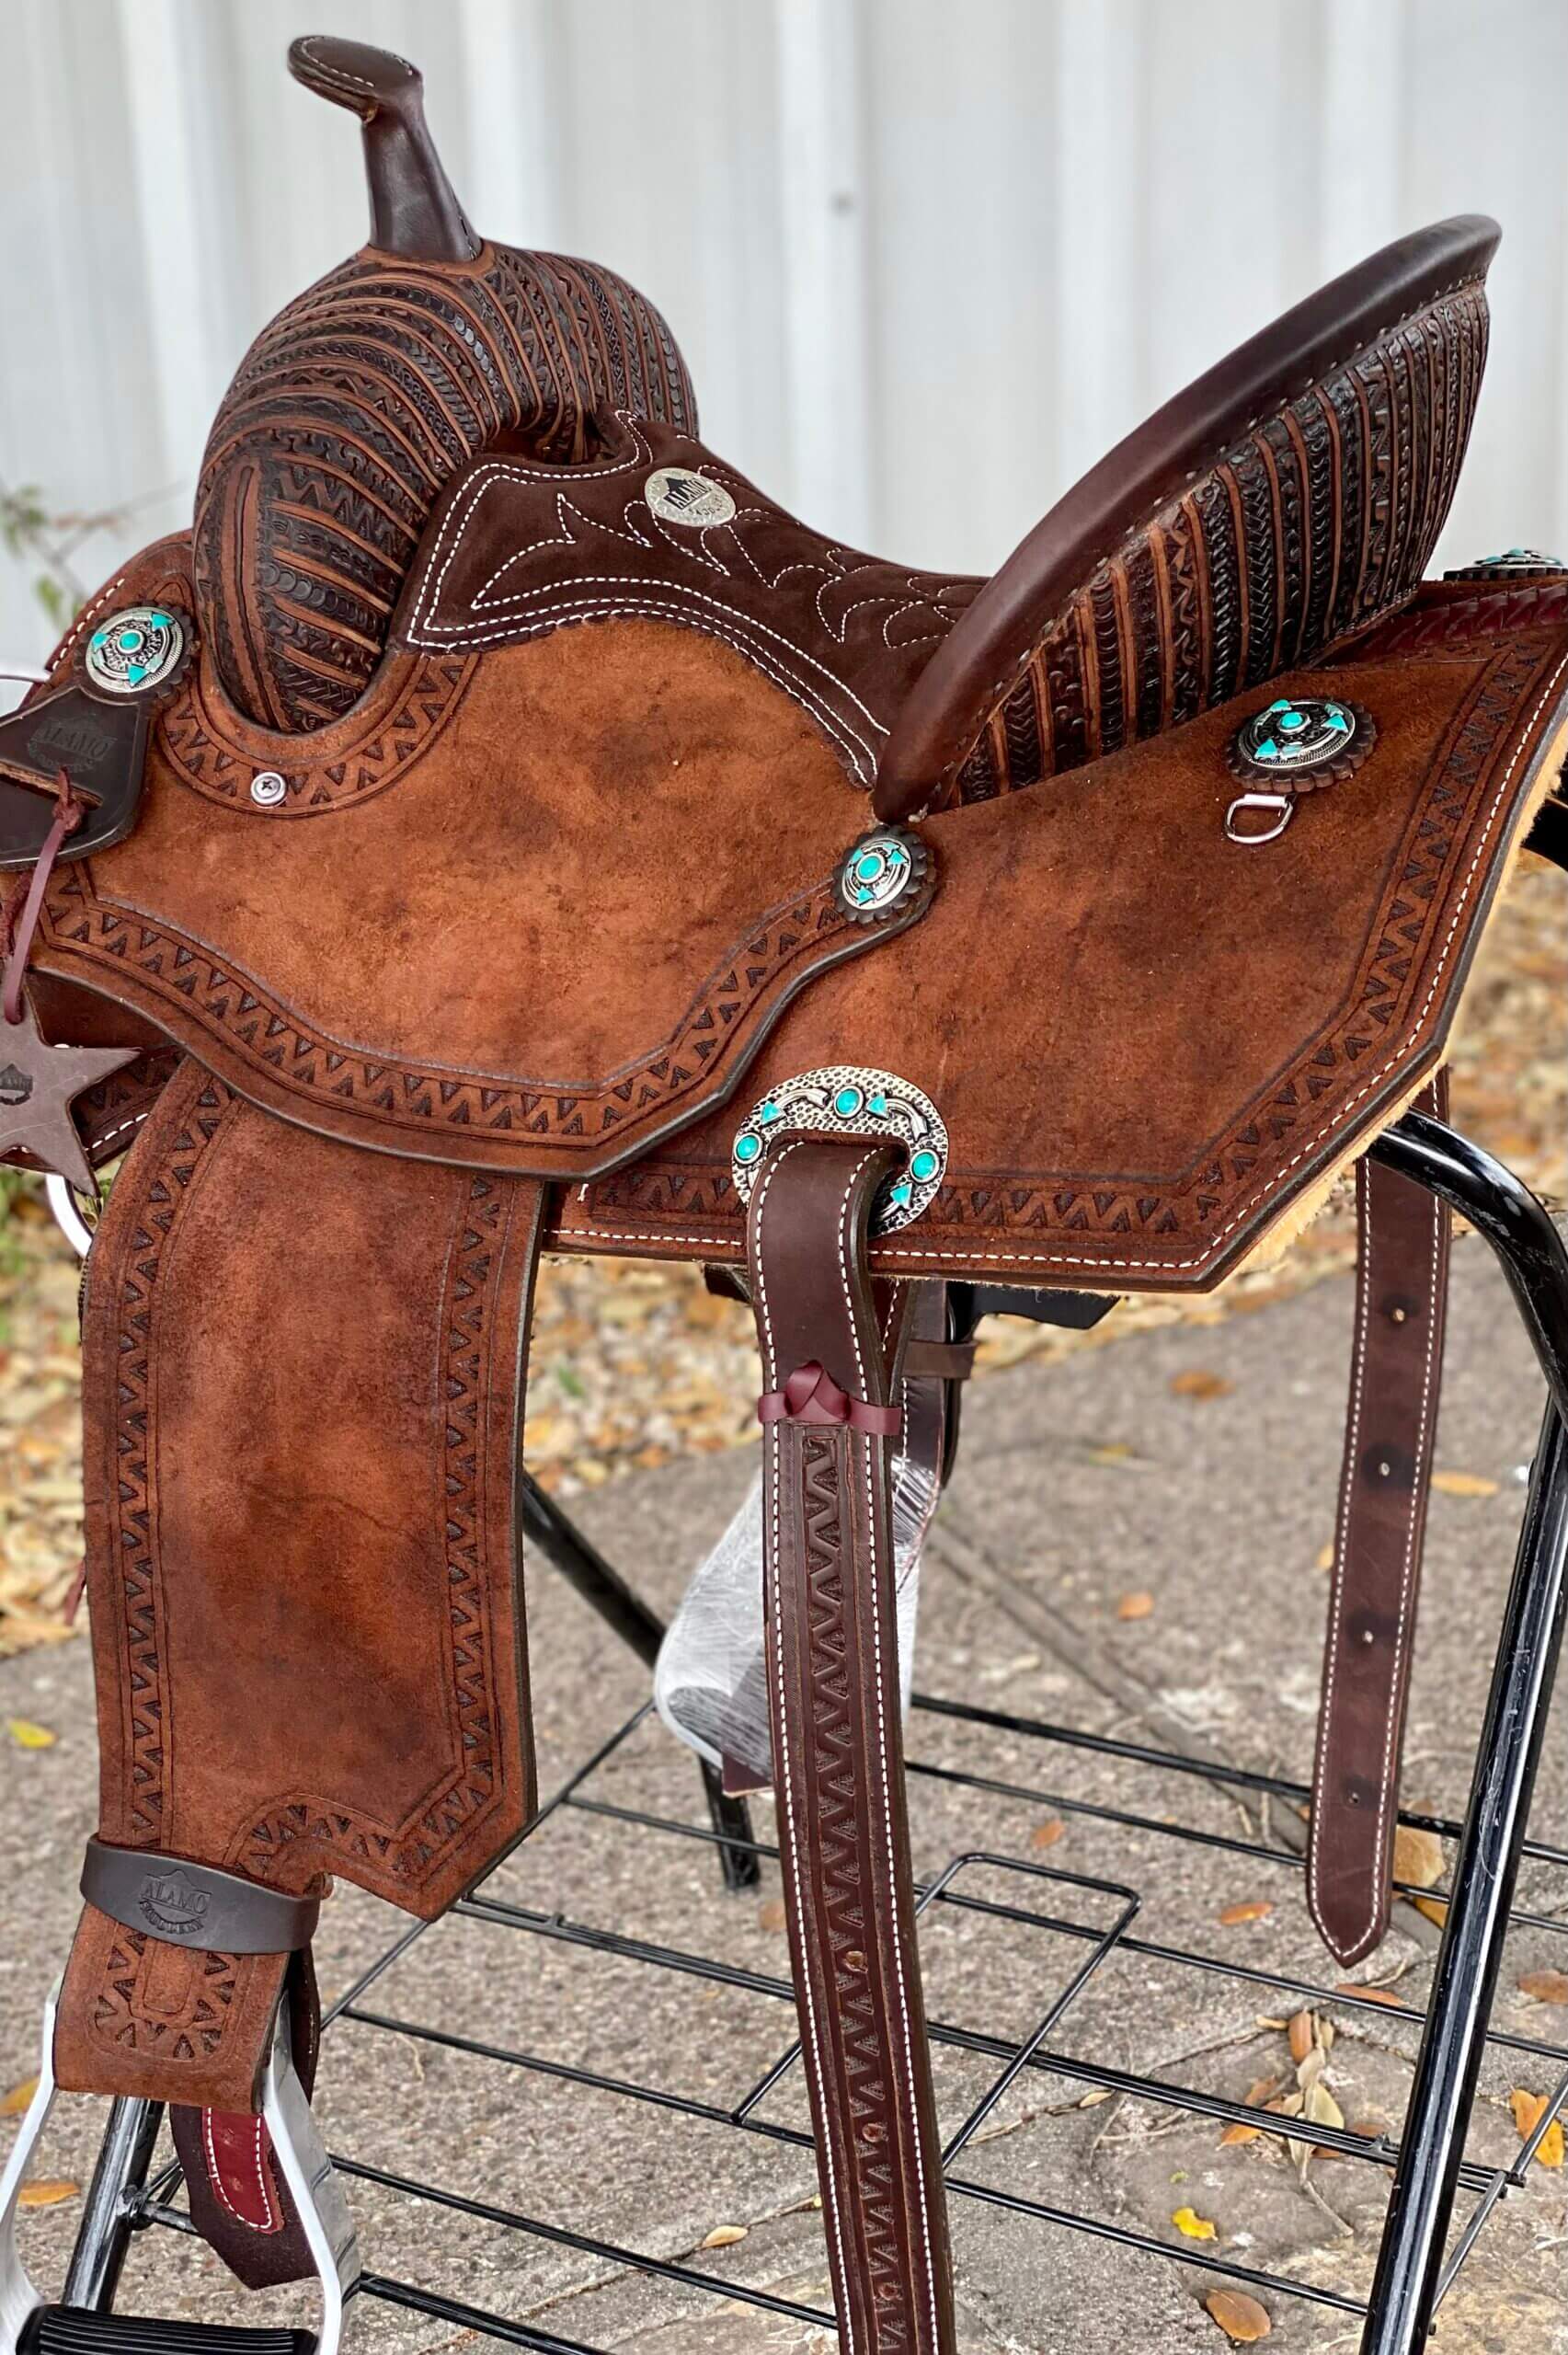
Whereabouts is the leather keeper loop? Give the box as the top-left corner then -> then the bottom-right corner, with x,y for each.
758,1360 -> 903,1437
81,1837 -> 322,1955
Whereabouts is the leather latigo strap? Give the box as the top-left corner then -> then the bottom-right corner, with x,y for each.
57,1060 -> 542,2233
747,1138 -> 956,2355
1310,1076 -> 1450,1965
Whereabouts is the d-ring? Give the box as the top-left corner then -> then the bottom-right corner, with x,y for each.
1224,790 -> 1295,845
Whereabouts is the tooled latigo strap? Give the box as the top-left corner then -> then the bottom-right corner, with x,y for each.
54,1055 -> 544,2282
1310,1074 -> 1450,1965
747,1135 -> 956,2355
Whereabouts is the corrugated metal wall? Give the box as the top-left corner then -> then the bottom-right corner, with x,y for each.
4,0 -> 1567,661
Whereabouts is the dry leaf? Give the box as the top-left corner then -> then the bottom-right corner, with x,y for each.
1295,2049 -> 1326,2094
1087,1442 -> 1136,1465
1028,1818 -> 1066,1852
1510,2090 -> 1566,2168
17,2181 -> 76,2209
1244,2074 -> 1285,2107
1314,1543 -> 1334,1572
1116,1591 -> 1155,1621
1219,2122 -> 1263,2147
5,1719 -> 56,1750
1172,2205 -> 1218,2241
1219,1901 -> 1273,1927
1431,1470 -> 1499,1498
1288,2011 -> 1316,2064
0,2077 -> 39,2117
1413,1895 -> 1449,1929
1305,2081 -> 1345,2134
1518,1970 -> 1568,2006
701,2225 -> 749,2249
757,1898 -> 786,1933
1170,1370 -> 1233,1400
1205,2288 -> 1272,2343
1392,1826 -> 1445,1890
1078,2088 -> 1112,2108
1336,1983 -> 1406,2010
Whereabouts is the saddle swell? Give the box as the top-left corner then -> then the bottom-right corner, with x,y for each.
6,36 -> 1568,2355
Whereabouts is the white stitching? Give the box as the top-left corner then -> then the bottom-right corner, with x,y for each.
559,647 -> 1568,1278
202,2108 -> 278,2233
751,1143 -> 854,2306
1310,1162 -> 1375,1947
833,1164 -> 942,2349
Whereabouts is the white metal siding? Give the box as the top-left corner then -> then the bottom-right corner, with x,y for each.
3,0 -> 1566,659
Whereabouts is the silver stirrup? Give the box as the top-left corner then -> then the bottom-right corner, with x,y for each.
1,1986 -> 360,2355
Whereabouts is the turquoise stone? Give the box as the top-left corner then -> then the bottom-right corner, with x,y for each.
1256,737 -> 1279,760
735,1132 -> 762,1165
91,628 -> 109,648
869,1093 -> 887,1115
1279,710 -> 1305,731
759,1101 -> 779,1123
888,1179 -> 912,1206
127,664 -> 146,684
910,1149 -> 938,1181
834,1086 -> 864,1117
855,851 -> 882,879
1328,707 -> 1349,730
119,631 -> 142,651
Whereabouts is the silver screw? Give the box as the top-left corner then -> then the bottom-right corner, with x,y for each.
250,771 -> 287,807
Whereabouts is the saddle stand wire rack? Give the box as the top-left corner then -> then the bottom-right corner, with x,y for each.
33,1110 -> 1568,2355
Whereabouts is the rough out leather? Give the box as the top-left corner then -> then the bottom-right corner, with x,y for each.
59,1057 -> 542,2110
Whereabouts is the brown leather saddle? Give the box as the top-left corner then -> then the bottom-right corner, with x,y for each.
3,36 -> 1566,2355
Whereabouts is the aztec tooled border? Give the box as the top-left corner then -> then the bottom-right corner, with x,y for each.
87,1064 -> 534,1911
561,636 -> 1568,1291
35,864 -> 930,1175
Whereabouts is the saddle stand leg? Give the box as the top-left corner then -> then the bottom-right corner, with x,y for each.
1356,1115 -> 1568,2354
747,1135 -> 956,2355
517,1472 -> 761,1890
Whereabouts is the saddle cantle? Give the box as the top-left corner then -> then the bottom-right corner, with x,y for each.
3,34 -> 1565,2355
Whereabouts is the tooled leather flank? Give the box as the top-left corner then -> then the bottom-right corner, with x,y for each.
83,1925 -> 252,2068
161,649 -> 476,812
237,1170 -> 517,1892
949,281 -> 1489,805
40,865 -> 888,1157
403,418 -> 981,789
98,1083 -> 521,1898
576,635 -> 1560,1274
103,1086 -> 235,1848
192,243 -> 696,732
794,1426 -> 928,2345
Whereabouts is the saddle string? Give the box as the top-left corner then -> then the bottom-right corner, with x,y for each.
1,768 -> 82,1026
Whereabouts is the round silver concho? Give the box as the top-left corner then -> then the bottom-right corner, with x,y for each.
82,606 -> 189,698
249,770 -> 288,808
731,1066 -> 948,1237
645,465 -> 738,530
1224,695 -> 1373,844
834,826 -> 928,923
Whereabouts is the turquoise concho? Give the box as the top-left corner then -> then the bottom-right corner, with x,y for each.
731,1065 -> 948,1237
834,825 -> 930,925
82,605 -> 191,700
1228,695 -> 1372,784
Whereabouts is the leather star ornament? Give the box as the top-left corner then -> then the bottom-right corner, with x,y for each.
0,987 -> 139,1194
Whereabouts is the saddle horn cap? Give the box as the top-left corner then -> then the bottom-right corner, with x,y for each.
288,34 -> 478,262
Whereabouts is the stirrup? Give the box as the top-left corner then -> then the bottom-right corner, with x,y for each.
1,1987 -> 360,2355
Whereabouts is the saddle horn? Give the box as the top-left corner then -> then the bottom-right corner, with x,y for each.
288,35 -> 477,263
191,38 -> 696,733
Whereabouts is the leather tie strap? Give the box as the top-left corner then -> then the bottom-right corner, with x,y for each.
759,1359 -> 904,1436
1,774 -> 79,1026
747,1136 -> 956,2355
1309,1074 -> 1450,1965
